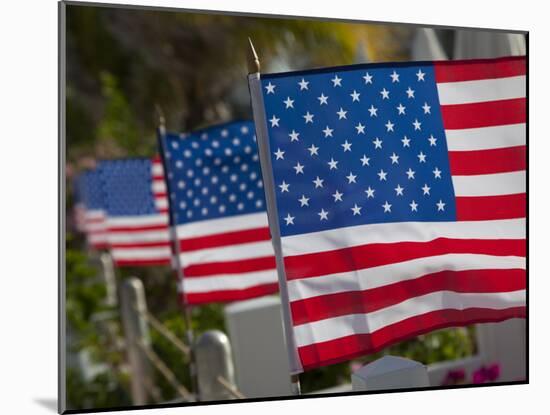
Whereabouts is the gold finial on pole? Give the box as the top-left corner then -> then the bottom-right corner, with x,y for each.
247,37 -> 260,74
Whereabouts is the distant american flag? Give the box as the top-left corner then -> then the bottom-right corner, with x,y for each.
159,121 -> 278,304
251,56 -> 526,372
99,157 -> 171,267
75,169 -> 108,249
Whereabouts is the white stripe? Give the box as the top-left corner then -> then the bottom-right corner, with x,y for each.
154,198 -> 168,209
445,123 -> 525,151
176,212 -> 268,239
281,219 -> 525,257
85,222 -> 107,232
437,76 -> 525,105
152,180 -> 166,193
111,247 -> 171,260
288,254 -> 526,302
179,240 -> 274,268
108,230 -> 170,244
183,269 -> 277,293
88,233 -> 108,243
85,209 -> 105,220
293,290 -> 525,347
452,171 -> 525,197
106,214 -> 168,227
152,163 -> 163,176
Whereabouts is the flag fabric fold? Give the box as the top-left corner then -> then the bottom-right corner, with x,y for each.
158,121 -> 279,304
249,56 -> 526,372
74,169 -> 108,250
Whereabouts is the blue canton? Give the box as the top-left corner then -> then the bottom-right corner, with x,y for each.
261,63 -> 457,237
160,121 -> 266,226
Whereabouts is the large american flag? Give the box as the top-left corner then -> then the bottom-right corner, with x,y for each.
158,121 -> 278,304
75,169 -> 108,249
99,157 -> 171,267
252,56 -> 526,372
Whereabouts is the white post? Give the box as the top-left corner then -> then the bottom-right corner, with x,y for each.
352,356 -> 430,392
99,252 -> 117,307
119,277 -> 152,405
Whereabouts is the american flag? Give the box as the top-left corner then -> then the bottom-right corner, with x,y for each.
74,169 -> 108,249
251,56 -> 526,372
99,157 -> 172,267
158,121 -> 278,304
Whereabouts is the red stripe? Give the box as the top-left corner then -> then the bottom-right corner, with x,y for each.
298,306 -> 526,371
114,258 -> 171,267
154,192 -> 167,198
182,283 -> 279,304
449,146 -> 526,175
152,174 -> 164,180
434,56 -> 526,83
441,98 -> 526,130
110,241 -> 171,249
179,227 -> 271,252
183,255 -> 276,277
291,269 -> 526,325
456,193 -> 526,221
108,223 -> 168,232
89,242 -> 108,250
284,238 -> 525,280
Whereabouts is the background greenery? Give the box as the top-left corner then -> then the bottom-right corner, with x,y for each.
65,4 -> 471,411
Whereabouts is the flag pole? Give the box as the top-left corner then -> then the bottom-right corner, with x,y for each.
246,38 -> 302,395
156,106 -> 200,401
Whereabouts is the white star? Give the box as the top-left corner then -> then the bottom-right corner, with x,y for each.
373,137 -> 383,149
341,140 -> 352,152
377,169 -> 388,181
327,158 -> 339,170
355,123 -> 366,134
368,105 -> 378,117
331,75 -> 342,87
433,167 -> 442,179
351,204 -> 362,216
298,78 -> 309,90
274,148 -> 285,160
394,184 -> 404,196
363,72 -> 373,84
318,93 -> 329,105
360,154 -> 370,166
293,162 -> 305,174
303,112 -> 314,123
413,119 -> 422,131
428,134 -> 437,146
279,181 -> 290,193
380,88 -> 390,99
350,90 -> 361,102
382,201 -> 392,213
417,151 -> 427,163
385,120 -> 395,132
390,152 -> 399,164
416,69 -> 426,81
410,200 -> 419,211
337,107 -> 348,119
313,176 -> 324,188
422,183 -> 431,195
284,97 -> 294,108
332,190 -> 344,202
346,172 -> 357,184
422,102 -> 431,114
437,199 -> 446,211
269,115 -> 280,127
318,209 -> 329,220
406,87 -> 415,98
289,130 -> 300,142
284,213 -> 295,225
396,103 -> 406,115
308,144 -> 319,156
401,136 -> 411,147
265,82 -> 276,94
365,186 -> 375,198
298,195 -> 310,207
406,168 -> 415,179
390,70 -> 400,83
322,126 -> 334,137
